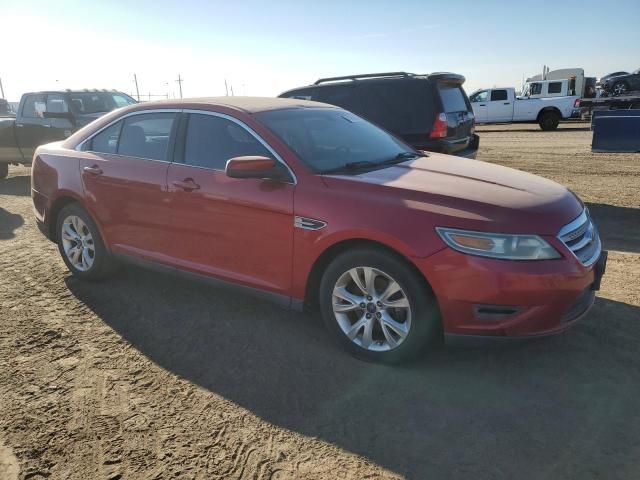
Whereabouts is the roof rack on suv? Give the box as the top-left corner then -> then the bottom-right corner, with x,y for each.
314,72 -> 415,85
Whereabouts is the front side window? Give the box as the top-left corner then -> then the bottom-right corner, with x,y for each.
470,91 -> 488,103
529,83 -> 542,95
90,121 -> 122,154
256,108 -> 415,174
184,114 -> 272,170
21,94 -> 47,118
117,113 -> 177,161
490,90 -> 508,101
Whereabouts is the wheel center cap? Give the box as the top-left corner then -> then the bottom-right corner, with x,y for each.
366,302 -> 377,314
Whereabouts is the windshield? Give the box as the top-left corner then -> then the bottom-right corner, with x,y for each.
68,92 -> 136,115
255,108 -> 416,174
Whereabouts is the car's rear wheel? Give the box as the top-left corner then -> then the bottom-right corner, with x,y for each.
612,81 -> 628,96
539,111 -> 560,131
0,163 -> 8,179
56,203 -> 115,280
319,247 -> 441,363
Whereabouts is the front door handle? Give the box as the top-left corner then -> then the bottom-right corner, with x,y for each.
479,104 -> 486,106
83,165 -> 103,175
503,102 -> 510,105
172,179 -> 200,191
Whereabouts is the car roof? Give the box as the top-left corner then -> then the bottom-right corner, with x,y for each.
129,96 -> 337,114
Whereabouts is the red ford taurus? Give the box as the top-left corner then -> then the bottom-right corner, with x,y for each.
31,97 -> 606,362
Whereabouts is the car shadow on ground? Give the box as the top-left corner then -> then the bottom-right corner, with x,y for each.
587,202 -> 640,253
65,266 -> 640,479
0,175 -> 30,197
0,208 -> 24,240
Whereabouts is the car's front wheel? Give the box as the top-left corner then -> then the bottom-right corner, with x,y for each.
319,247 -> 441,363
56,203 -> 115,280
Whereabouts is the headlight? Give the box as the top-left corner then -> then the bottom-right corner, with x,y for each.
436,227 -> 561,260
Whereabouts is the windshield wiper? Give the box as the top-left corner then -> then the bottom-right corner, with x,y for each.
321,152 -> 421,175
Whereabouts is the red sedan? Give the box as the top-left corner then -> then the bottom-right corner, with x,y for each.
31,97 -> 606,363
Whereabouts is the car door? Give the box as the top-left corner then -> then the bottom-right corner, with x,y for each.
79,111 -> 179,258
15,94 -> 50,161
165,111 -> 295,295
469,90 -> 489,122
487,89 -> 512,122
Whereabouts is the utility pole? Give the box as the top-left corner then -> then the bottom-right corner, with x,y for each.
230,84 -> 234,96
176,74 -> 183,99
0,77 -> 5,99
224,79 -> 229,96
133,73 -> 140,101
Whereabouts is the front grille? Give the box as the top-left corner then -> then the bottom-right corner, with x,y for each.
558,210 -> 601,267
561,288 -> 596,324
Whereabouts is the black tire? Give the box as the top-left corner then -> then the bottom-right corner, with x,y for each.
538,111 -> 560,131
55,203 -> 116,280
612,81 -> 628,96
319,247 -> 441,364
0,163 -> 8,179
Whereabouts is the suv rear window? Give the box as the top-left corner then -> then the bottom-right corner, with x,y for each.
438,85 -> 469,113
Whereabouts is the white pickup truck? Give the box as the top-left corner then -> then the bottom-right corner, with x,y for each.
468,85 -> 578,131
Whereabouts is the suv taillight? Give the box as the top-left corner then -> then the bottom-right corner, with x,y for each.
470,117 -> 476,134
430,112 -> 448,139
574,98 -> 581,108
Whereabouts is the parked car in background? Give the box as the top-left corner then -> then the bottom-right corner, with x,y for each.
600,69 -> 640,96
0,89 -> 136,178
31,97 -> 606,363
279,72 -> 479,158
0,99 -> 16,117
597,71 -> 628,88
469,86 -> 577,130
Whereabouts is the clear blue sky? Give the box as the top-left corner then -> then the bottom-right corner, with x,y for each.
3,0 -> 639,100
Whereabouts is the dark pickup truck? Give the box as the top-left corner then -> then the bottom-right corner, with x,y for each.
0,90 -> 136,178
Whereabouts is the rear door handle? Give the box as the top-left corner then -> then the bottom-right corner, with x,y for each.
503,102 -> 510,105
479,104 -> 486,106
172,179 -> 200,191
83,165 -> 103,175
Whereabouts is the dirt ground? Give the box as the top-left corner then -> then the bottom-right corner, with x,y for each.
1,122 -> 639,480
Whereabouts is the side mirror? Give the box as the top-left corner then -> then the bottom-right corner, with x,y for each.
225,156 -> 289,181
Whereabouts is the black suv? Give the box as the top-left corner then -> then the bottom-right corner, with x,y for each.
279,72 -> 479,158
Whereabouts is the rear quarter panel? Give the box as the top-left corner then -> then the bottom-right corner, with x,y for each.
31,142 -> 83,227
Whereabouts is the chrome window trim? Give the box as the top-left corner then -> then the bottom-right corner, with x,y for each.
74,108 -> 182,154
75,108 -> 297,185
181,109 -> 297,185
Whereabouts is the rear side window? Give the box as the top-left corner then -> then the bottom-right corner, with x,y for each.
46,94 -> 70,113
117,113 -> 177,161
316,85 -> 360,112
90,121 -> 122,154
548,82 -> 562,94
490,90 -> 508,101
355,80 -> 434,135
438,85 -> 469,113
282,87 -> 316,100
183,114 -> 272,170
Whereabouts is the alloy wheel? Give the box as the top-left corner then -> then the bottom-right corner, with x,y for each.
613,82 -> 627,95
332,266 -> 412,351
61,215 -> 95,271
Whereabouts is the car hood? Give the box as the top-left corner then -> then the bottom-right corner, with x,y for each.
322,153 -> 583,235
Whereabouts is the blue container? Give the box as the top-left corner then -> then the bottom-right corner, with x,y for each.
591,109 -> 640,152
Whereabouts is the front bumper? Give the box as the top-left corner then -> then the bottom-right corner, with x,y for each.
415,247 -> 607,339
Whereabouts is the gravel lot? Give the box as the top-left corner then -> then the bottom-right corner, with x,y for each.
1,122 -> 639,480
